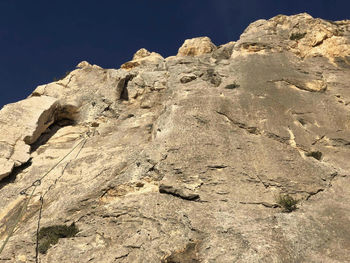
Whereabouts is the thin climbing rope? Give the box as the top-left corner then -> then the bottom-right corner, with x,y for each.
0,186 -> 36,256
19,137 -> 86,196
0,129 -> 92,258
35,135 -> 89,263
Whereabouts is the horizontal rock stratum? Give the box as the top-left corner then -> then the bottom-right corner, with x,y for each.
1,13 -> 350,262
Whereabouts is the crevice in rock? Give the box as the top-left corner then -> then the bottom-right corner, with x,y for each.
264,132 -> 289,144
207,165 -> 227,170
0,159 -> 32,190
239,42 -> 272,52
312,135 -> 325,145
193,116 -> 209,125
216,111 -> 260,135
66,74 -> 74,87
54,73 -> 74,88
100,212 -> 129,219
120,83 -> 129,100
305,151 -> 322,160
216,111 -> 290,145
290,32 -> 307,41
297,118 -> 307,126
145,155 -> 167,180
304,188 -> 325,200
330,138 -> 350,147
115,253 -> 129,260
239,201 -> 280,208
118,75 -> 135,101
30,119 -> 75,153
291,173 -> 339,200
271,79 -> 327,92
159,184 -> 200,201
180,213 -> 202,233
216,111 -> 310,154
224,83 -> 240,89
291,110 -> 313,115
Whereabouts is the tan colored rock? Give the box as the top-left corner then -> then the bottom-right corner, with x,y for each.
121,48 -> 164,70
32,66 -> 135,122
0,96 -> 58,179
302,36 -> 350,62
177,36 -> 217,56
0,158 -> 14,180
304,80 -> 327,92
11,140 -> 31,166
132,48 -> 151,60
235,13 -> 350,63
76,61 -> 102,69
1,13 -> 350,263
76,61 -> 91,68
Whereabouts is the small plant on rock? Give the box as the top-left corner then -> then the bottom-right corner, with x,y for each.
276,194 -> 298,213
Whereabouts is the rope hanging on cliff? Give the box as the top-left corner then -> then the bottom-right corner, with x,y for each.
35,130 -> 91,263
0,128 -> 94,258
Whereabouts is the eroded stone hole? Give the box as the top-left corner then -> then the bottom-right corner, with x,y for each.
37,223 -> 79,254
30,102 -> 78,153
120,82 -> 129,100
305,151 -> 322,160
202,69 -> 222,87
119,75 -> 135,101
224,83 -> 240,89
298,118 -> 307,126
289,32 -> 306,41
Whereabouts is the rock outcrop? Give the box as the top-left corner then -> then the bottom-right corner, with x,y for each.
0,96 -> 58,180
1,13 -> 350,262
177,36 -> 217,56
121,48 -> 164,71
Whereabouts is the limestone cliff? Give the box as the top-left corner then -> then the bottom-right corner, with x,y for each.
1,13 -> 350,262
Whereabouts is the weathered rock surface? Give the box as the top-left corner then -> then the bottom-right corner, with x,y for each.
1,13 -> 350,262
0,96 -> 58,180
177,36 -> 217,56
121,48 -> 164,70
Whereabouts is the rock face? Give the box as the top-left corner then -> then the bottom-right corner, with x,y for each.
1,13 -> 350,262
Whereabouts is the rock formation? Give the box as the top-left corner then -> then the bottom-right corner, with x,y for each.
0,13 -> 350,262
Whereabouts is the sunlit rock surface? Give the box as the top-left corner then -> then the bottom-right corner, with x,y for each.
1,13 -> 350,262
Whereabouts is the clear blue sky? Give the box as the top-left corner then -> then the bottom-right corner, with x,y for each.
0,0 -> 349,108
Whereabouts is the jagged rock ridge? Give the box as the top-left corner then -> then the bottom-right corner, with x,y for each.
0,13 -> 350,262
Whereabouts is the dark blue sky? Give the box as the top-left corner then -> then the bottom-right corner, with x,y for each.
1,0 -> 349,108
